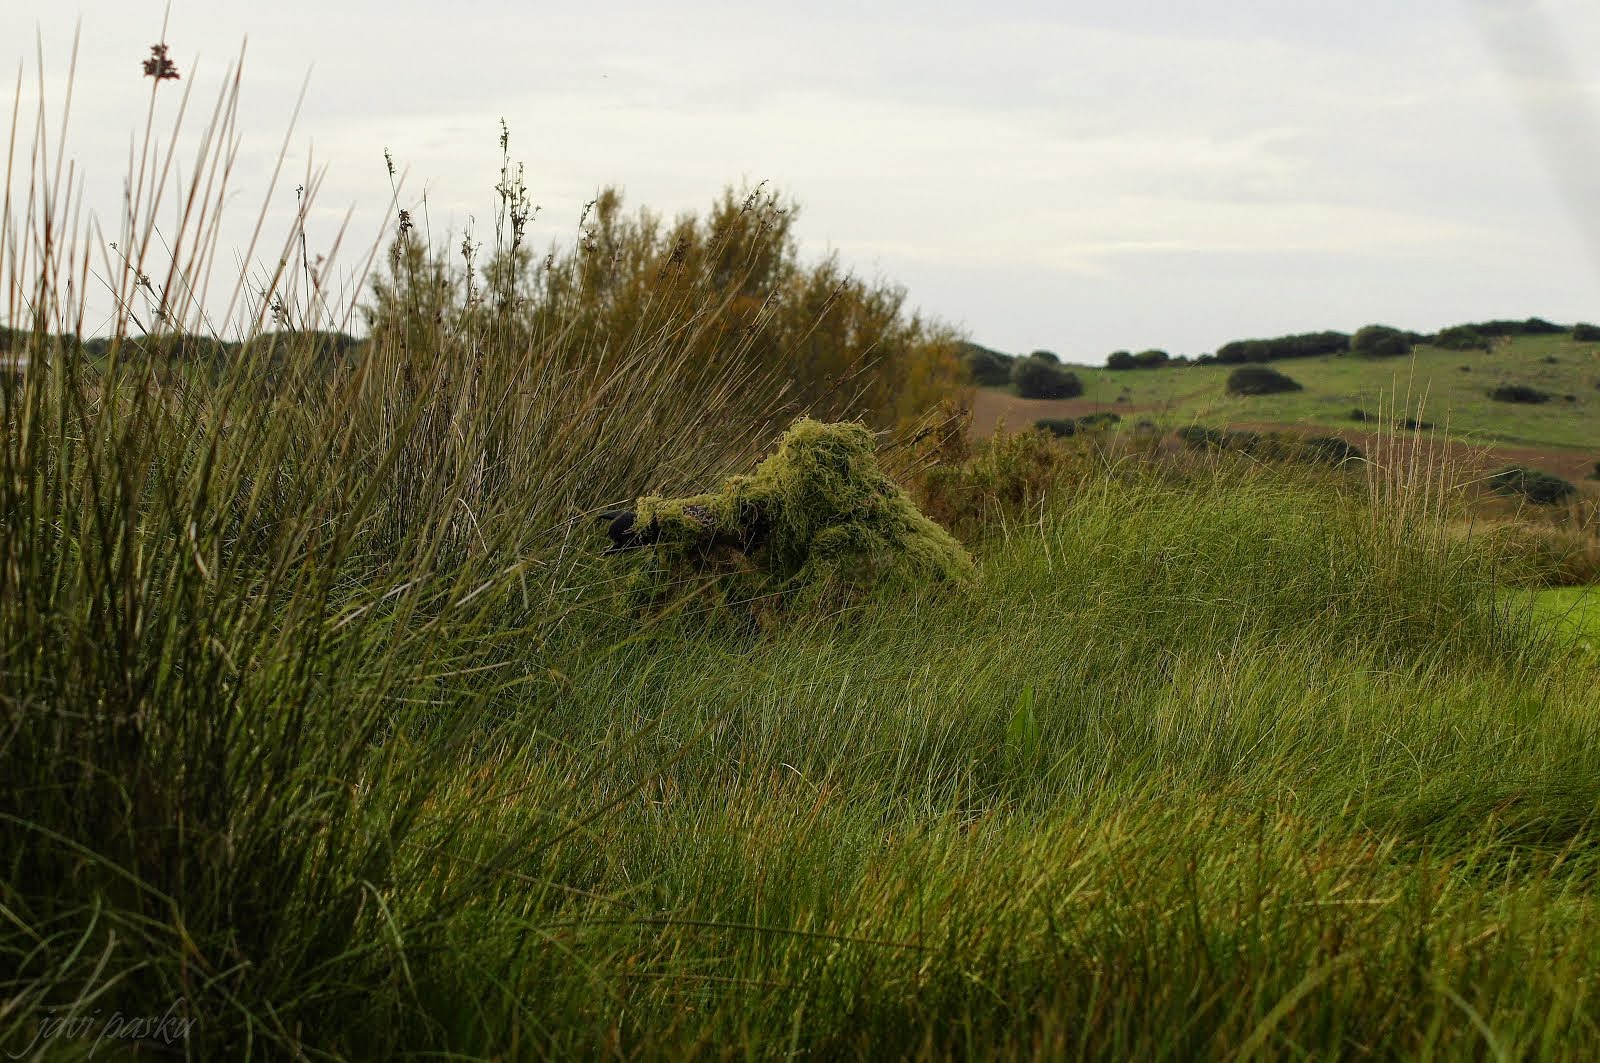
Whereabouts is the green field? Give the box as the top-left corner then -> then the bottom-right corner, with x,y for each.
1529,585 -> 1600,647
10,60 -> 1600,1060
1048,335 -> 1600,453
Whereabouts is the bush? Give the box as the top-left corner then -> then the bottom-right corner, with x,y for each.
1489,384 -> 1551,404
1039,411 -> 1124,437
1215,331 -> 1349,364
1433,325 -> 1489,351
1465,317 -> 1567,338
1351,325 -> 1414,357
1486,465 -> 1577,505
1133,349 -> 1171,369
1226,365 -> 1303,396
1301,436 -> 1365,465
1029,349 -> 1061,363
1012,357 -> 1083,399
1105,350 -> 1136,371
1573,322 -> 1600,342
1350,408 -> 1372,423
963,344 -> 1015,387
1176,425 -> 1227,450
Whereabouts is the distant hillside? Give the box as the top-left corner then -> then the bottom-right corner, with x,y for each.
969,331 -> 1600,473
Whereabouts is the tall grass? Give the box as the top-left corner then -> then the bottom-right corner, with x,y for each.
3,40 -> 1599,1061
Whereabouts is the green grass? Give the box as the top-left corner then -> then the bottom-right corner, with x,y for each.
1527,585 -> 1600,647
9,49 -> 1600,1061
1046,335 -> 1600,452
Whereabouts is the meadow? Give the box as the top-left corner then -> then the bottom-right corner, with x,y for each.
5,54 -> 1600,1062
980,335 -> 1600,455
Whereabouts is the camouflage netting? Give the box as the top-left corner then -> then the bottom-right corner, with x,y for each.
611,418 -> 975,604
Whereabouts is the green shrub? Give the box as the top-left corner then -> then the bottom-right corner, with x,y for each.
1029,349 -> 1061,363
1573,322 -> 1600,342
1301,436 -> 1365,465
1351,324 -> 1414,357
1486,465 -> 1577,505
1106,350 -> 1136,370
1433,325 -> 1489,351
964,344 -> 1015,386
1215,331 -> 1348,364
1176,425 -> 1226,450
1012,357 -> 1083,399
1490,384 -> 1551,404
1133,349 -> 1171,369
1036,412 -> 1121,438
1226,365 -> 1303,396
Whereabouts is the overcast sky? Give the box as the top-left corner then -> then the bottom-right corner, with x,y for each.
6,0 -> 1600,362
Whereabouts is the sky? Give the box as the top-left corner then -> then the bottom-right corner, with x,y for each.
5,0 -> 1600,363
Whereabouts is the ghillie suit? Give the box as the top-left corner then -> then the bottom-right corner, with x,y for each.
598,418 -> 975,623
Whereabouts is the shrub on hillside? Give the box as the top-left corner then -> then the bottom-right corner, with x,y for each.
1486,465 -> 1577,505
1433,325 -> 1489,351
1301,436 -> 1365,465
1105,350 -> 1136,370
1464,317 -> 1566,338
964,345 -> 1015,387
1038,411 -> 1123,437
1573,322 -> 1600,342
1351,325 -> 1414,357
1012,357 -> 1083,399
1133,348 -> 1171,369
1489,384 -> 1551,404
1029,349 -> 1061,363
1215,331 -> 1349,364
1226,365 -> 1303,396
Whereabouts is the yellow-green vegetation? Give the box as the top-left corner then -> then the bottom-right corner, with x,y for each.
10,51 -> 1600,1063
1023,334 -> 1600,452
1526,585 -> 1600,651
629,418 -> 975,604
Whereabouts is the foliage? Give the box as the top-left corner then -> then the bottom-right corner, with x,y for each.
1572,322 -> 1600,342
1432,325 -> 1489,351
1011,356 -> 1083,399
1035,411 -> 1121,437
1028,349 -> 1060,363
1464,317 -> 1567,337
1486,465 -> 1578,505
1106,349 -> 1136,370
915,427 -> 1092,537
1302,435 -> 1365,464
365,185 -> 967,432
1490,384 -> 1552,404
962,342 -> 1015,386
1226,364 -> 1303,395
1350,324 -> 1416,357
1133,348 -> 1171,368
1215,330 -> 1349,364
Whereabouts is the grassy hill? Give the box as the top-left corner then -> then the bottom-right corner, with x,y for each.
973,333 -> 1600,460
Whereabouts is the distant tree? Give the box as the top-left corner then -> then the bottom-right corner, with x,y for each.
1012,357 -> 1083,399
1572,322 -> 1600,342
1105,350 -> 1136,371
1029,349 -> 1061,363
1132,349 -> 1171,369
